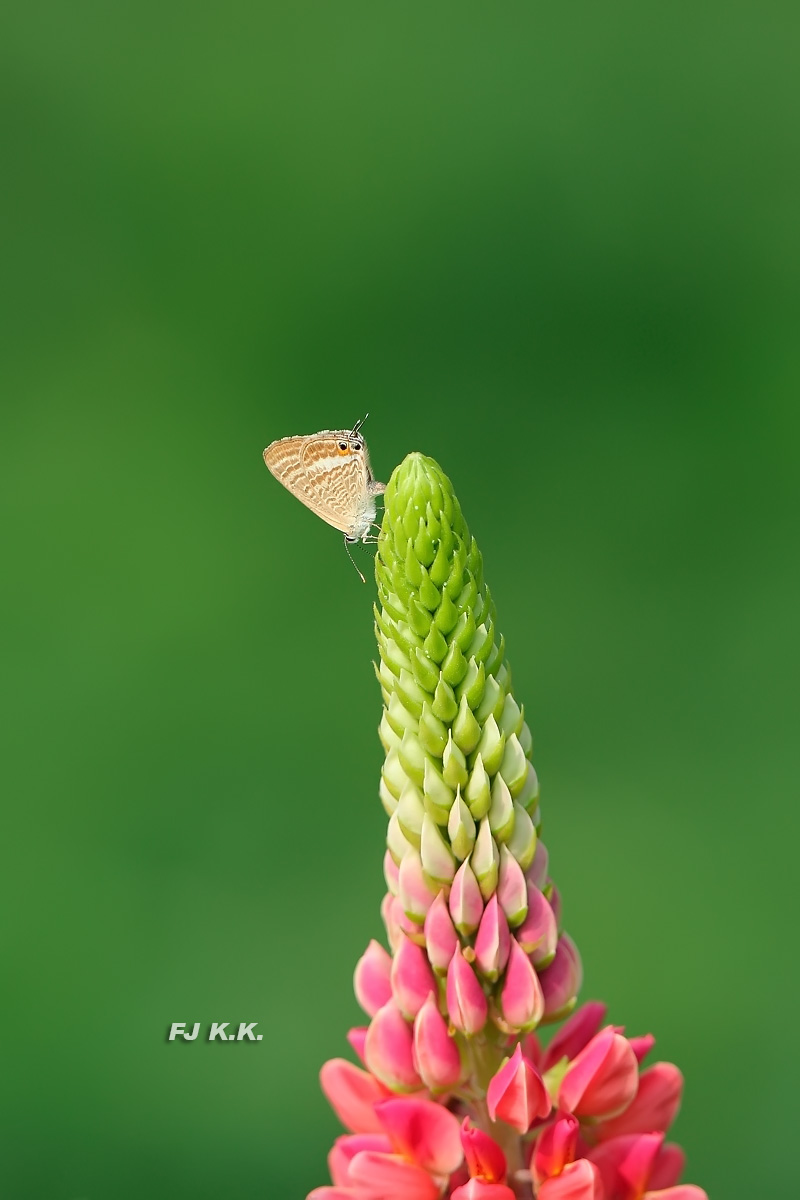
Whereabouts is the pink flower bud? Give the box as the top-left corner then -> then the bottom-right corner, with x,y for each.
446,944 -> 488,1035
384,849 -> 400,896
559,1026 -> 639,1119
497,845 -> 529,926
346,1026 -> 368,1064
516,884 -> 558,965
412,992 -> 463,1091
391,933 -> 438,1019
394,895 -> 428,945
486,1043 -> 551,1134
449,858 -> 484,935
499,938 -> 545,1032
539,933 -> 583,1021
460,1117 -> 507,1182
399,850 -> 438,924
375,1094 -> 464,1177
541,1001 -> 607,1071
381,893 -> 403,952
474,894 -> 511,981
526,837 -> 549,890
319,1058 -> 391,1134
595,1062 -> 683,1141
531,1113 -> 580,1184
364,1000 -> 423,1092
424,890 -> 458,973
536,1158 -> 604,1199
354,939 -> 393,1017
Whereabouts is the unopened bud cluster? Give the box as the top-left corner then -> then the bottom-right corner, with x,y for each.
365,454 -> 580,1093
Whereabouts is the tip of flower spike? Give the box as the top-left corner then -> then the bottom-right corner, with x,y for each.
383,453 -> 454,523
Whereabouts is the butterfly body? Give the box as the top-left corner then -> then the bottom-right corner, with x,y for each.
263,424 -> 385,543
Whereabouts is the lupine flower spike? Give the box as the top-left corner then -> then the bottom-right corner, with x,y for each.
308,454 -> 707,1200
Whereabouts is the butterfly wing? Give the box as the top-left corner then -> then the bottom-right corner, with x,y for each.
263,432 -> 372,536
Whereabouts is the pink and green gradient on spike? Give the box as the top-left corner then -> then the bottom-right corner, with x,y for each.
309,454 -> 706,1200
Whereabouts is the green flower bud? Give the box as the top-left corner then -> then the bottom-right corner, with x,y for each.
448,788 -> 476,861
419,702 -> 448,758
464,753 -> 491,820
453,693 -> 481,755
442,730 -> 469,789
420,814 -> 456,884
473,714 -> 505,776
500,733 -> 529,798
423,758 -> 454,825
472,818 -> 500,899
398,729 -> 426,787
382,747 -> 409,801
396,781 -> 425,848
506,803 -> 537,870
489,773 -> 515,843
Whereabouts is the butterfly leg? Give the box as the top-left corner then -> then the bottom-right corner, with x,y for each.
344,534 -> 367,584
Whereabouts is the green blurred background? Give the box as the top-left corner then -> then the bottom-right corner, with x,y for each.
2,4 -> 798,1197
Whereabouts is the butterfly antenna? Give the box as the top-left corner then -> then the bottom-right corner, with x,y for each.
351,412 -> 369,436
344,535 -> 367,584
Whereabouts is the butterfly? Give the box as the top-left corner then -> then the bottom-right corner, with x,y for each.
262,415 -> 386,581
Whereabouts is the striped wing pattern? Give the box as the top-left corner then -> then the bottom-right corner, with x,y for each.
263,431 -> 376,538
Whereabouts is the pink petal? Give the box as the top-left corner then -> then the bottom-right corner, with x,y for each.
541,1001 -> 607,1071
451,1182 -> 518,1200
486,1043 -> 551,1134
320,1058 -> 391,1134
648,1143 -> 686,1191
537,1158 -> 604,1199
346,1027 -> 368,1065
559,1026 -> 639,1119
531,1113 -> 580,1185
329,1134 -> 393,1185
365,1000 -> 423,1092
375,1095 -> 464,1177
596,1063 -> 683,1140
644,1189 -> 708,1200
588,1132 -> 663,1200
306,1188 -> 360,1199
461,1117 -> 507,1183
348,1150 -> 440,1200
628,1034 -> 656,1065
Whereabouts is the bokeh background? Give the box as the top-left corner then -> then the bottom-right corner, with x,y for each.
2,5 -> 798,1198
